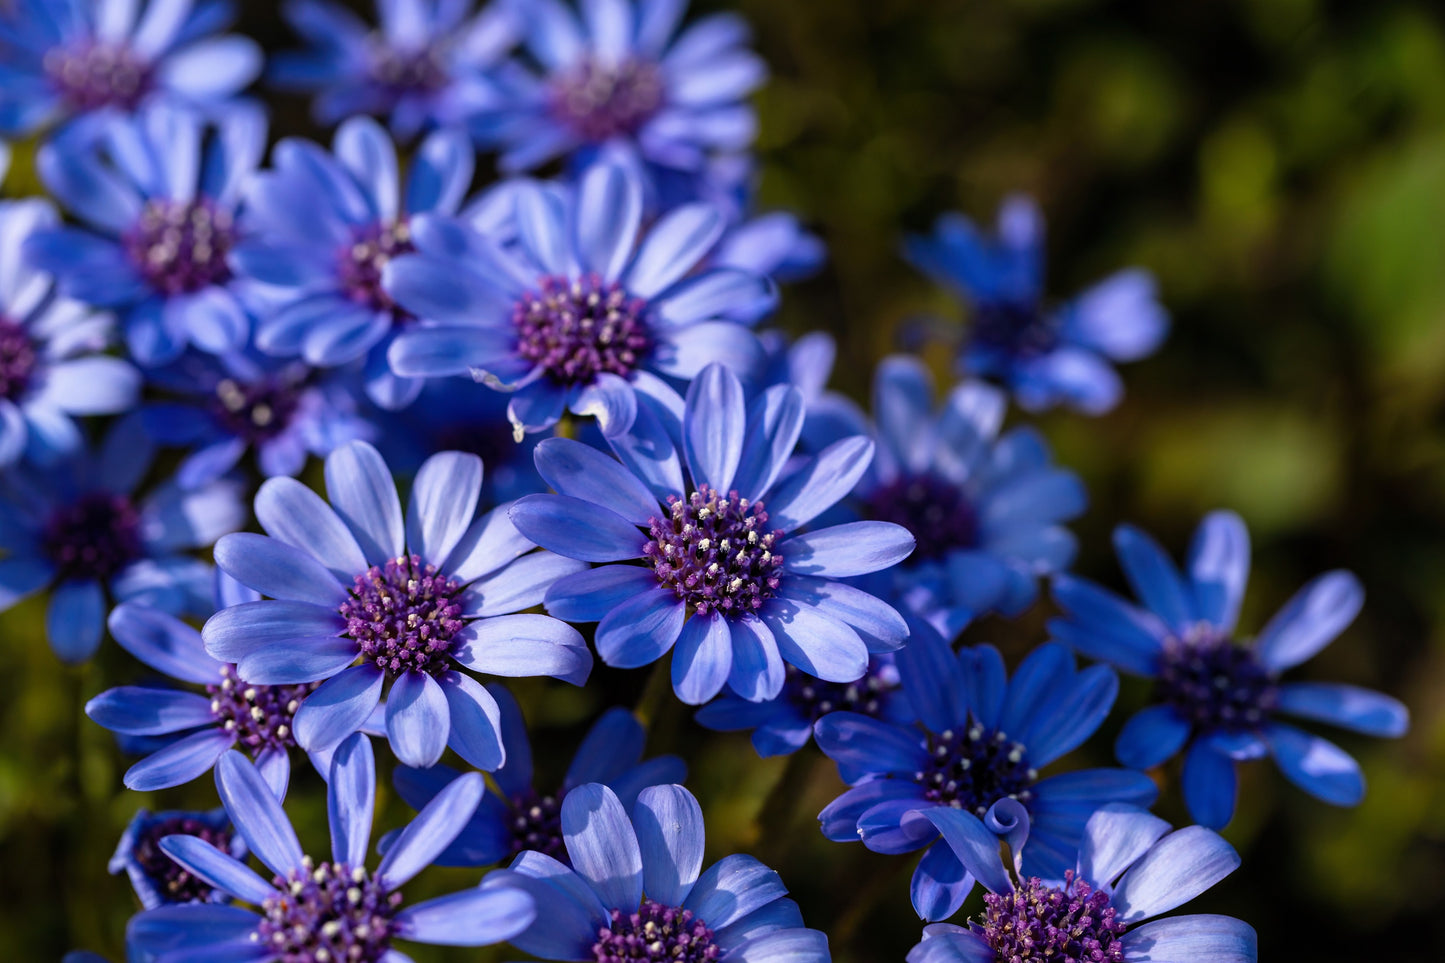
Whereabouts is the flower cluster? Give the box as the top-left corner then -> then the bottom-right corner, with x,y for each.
0,2 -> 1404,962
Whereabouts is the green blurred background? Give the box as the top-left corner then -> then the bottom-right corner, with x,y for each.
4,0 -> 1444,959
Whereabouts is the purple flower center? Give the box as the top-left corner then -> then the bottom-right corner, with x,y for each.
124,198 -> 237,296
259,858 -> 400,963
340,554 -> 465,677
338,220 -> 414,311
368,43 -> 449,96
508,788 -> 565,860
514,274 -> 652,387
0,317 -> 38,402
42,492 -> 144,581
131,814 -> 233,904
864,473 -> 978,562
971,299 -> 1060,361
784,663 -> 894,723
913,724 -> 1036,816
210,376 -> 304,445
1156,629 -> 1278,733
592,897 -> 719,963
551,56 -> 665,143
43,42 -> 153,111
644,485 -> 784,618
979,871 -> 1126,963
207,664 -> 317,753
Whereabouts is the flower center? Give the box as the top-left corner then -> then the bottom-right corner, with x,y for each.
340,554 -> 465,677
258,858 -> 400,963
0,317 -> 38,402
130,813 -> 234,904
42,492 -> 144,581
338,220 -> 414,311
210,377 -> 304,444
980,872 -> 1126,963
124,198 -> 236,296
513,274 -> 652,387
784,662 -> 895,723
368,43 -> 448,95
913,725 -> 1037,817
971,299 -> 1060,361
1156,629 -> 1278,733
864,474 -> 978,563
644,485 -> 783,618
591,897 -> 719,963
207,664 -> 317,753
44,42 -> 153,111
550,56 -> 665,142
508,789 -> 565,860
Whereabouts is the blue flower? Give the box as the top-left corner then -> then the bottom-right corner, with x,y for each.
0,0 -> 262,138
389,684 -> 686,866
270,0 -> 518,140
1049,510 -> 1409,829
815,619 -> 1157,921
203,440 -> 593,769
25,102 -> 268,365
905,196 -> 1168,415
110,807 -> 247,910
470,0 -> 765,197
383,159 -> 777,438
695,654 -> 912,759
830,357 -> 1085,636
908,802 -> 1255,963
0,417 -> 245,662
483,782 -> 831,962
237,116 -> 475,409
509,362 -> 914,704
141,350 -> 375,489
0,195 -> 140,467
126,734 -> 537,961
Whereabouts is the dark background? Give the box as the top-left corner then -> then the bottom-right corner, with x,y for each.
3,0 -> 1442,959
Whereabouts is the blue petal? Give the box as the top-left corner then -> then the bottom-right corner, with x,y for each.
406,128 -> 475,215
378,770 -> 486,889
573,161 -> 641,282
325,441 -> 404,565
395,886 -> 536,946
37,141 -> 142,233
1021,663 -> 1118,767
1115,705 -> 1192,770
159,835 -> 274,905
1113,524 -> 1195,634
1110,825 -> 1241,923
108,602 -> 219,683
509,494 -> 644,562
725,929 -> 831,963
1275,682 -> 1408,738
213,533 -> 348,607
0,556 -> 49,614
626,204 -> 725,298
1118,914 -> 1256,963
514,181 -> 570,276
293,664 -> 385,753
158,36 -> 263,97
919,808 -> 1011,895
254,476 -> 368,581
671,612 -> 732,705
1253,571 -> 1363,673
35,357 -> 142,415
48,579 -> 105,663
911,841 -> 975,922
565,707 -> 644,787
202,600 -> 346,662
779,576 -> 908,653
1186,510 -> 1250,633
407,450 -> 483,565
654,269 -> 777,325
731,385 -> 805,501
1264,722 -> 1365,807
633,785 -> 705,908
1049,576 -> 1167,676
125,904 -> 259,955
763,599 -> 867,684
713,897 -> 806,952
873,356 -> 935,477
544,564 -> 659,622
334,117 -> 398,222
561,783 -> 644,911
814,712 -> 928,775
482,858 -> 603,960
782,522 -> 915,578
1058,269 -> 1169,362
818,779 -> 920,840
124,728 -> 236,791
651,320 -> 766,381
727,615 -> 784,701
1181,740 -> 1237,830
533,437 -> 660,526
451,613 -> 592,684
327,732 -> 376,867
595,589 -> 686,668
682,854 -> 786,930
894,617 -> 969,733
446,505 -> 534,583
1077,804 -> 1172,889
386,671 -> 450,768
441,671 -> 507,771
86,686 -> 215,735
765,437 -> 875,533
462,551 -> 590,617
682,363 -> 745,493
215,751 -> 306,877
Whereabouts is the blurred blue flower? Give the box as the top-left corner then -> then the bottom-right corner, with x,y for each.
1050,510 -> 1409,829
238,116 -> 475,409
0,195 -> 140,467
906,195 -> 1168,415
383,160 -> 776,438
509,362 -> 913,704
484,782 -> 831,962
270,0 -> 518,140
110,807 -> 246,910
389,685 -> 685,865
0,0 -> 262,138
127,735 -> 537,960
471,0 -> 764,198
203,440 -> 592,769
908,802 -> 1255,963
815,619 -> 1156,922
0,417 -> 244,662
26,103 -> 268,365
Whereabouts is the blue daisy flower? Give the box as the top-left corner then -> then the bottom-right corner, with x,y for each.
470,0 -> 765,196
25,102 -> 268,365
0,0 -> 262,139
815,618 -> 1157,922
1049,510 -> 1409,829
829,356 -> 1085,636
388,684 -> 686,865
509,362 -> 914,704
110,807 -> 247,910
908,802 -> 1255,963
906,195 -> 1169,415
141,349 -> 375,490
382,159 -> 777,438
0,417 -> 245,662
236,116 -> 475,410
126,734 -> 537,961
0,194 -> 140,467
270,0 -> 518,140
203,439 -> 593,769
483,782 -> 831,963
